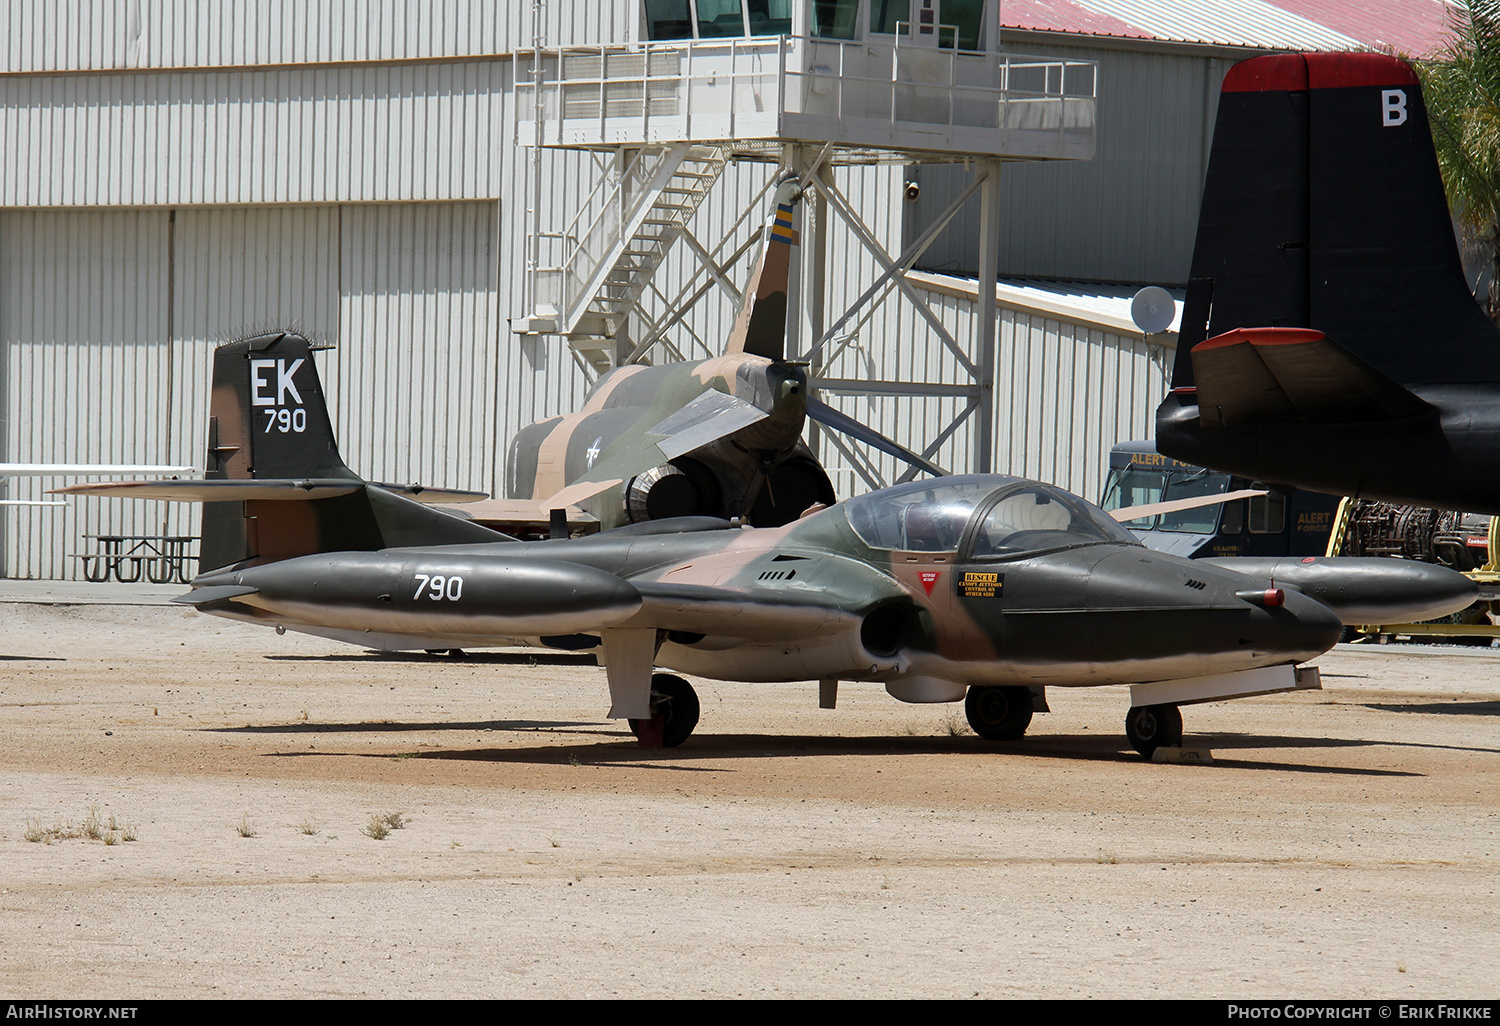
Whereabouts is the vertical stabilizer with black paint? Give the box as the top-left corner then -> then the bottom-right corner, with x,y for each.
1168,52 -> 1500,392
206,332 -> 354,483
1155,52 -> 1500,513
196,332 -> 499,570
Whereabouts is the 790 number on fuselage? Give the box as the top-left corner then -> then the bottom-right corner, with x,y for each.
413,572 -> 464,602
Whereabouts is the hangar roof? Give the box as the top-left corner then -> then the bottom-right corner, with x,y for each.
999,0 -> 1458,58
908,271 -> 1185,339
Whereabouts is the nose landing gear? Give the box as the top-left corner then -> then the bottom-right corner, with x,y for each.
628,673 -> 701,748
1125,703 -> 1183,758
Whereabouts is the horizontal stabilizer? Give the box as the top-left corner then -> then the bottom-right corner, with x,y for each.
0,463 -> 195,477
650,390 -> 770,461
51,478 -> 364,501
1190,328 -> 1432,427
538,390 -> 772,511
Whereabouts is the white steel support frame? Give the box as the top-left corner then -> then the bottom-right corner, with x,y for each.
800,156 -> 1004,484
514,19 -> 1093,470
609,152 -> 1007,487
619,171 -> 783,366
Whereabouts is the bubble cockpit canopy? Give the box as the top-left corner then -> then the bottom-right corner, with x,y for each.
842,475 -> 1140,558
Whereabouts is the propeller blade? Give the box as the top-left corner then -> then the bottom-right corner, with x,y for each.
805,396 -> 948,478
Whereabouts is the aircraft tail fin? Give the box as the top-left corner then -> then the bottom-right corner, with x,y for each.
58,331 -> 503,572
726,175 -> 802,360
206,332 -> 354,482
1174,52 -> 1500,392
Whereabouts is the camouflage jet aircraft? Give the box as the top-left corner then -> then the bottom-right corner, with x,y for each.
505,175 -> 942,533
1157,51 -> 1500,515
59,330 -> 1396,759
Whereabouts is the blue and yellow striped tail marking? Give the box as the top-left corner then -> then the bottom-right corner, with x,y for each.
770,203 -> 797,245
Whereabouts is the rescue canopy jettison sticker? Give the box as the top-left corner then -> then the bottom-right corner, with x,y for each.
959,571 -> 1002,598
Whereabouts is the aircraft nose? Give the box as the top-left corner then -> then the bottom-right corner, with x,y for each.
1235,585 -> 1345,663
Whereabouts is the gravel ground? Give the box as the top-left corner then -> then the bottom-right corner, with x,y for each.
0,602 -> 1496,999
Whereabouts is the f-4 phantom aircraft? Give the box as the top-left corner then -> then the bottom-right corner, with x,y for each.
56,330 -> 1409,759
1157,51 -> 1500,515
506,176 -> 942,533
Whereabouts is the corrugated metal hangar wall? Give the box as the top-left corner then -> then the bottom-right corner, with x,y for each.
910,36 -> 1237,286
0,0 -> 1169,579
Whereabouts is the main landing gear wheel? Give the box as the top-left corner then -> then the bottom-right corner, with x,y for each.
1125,703 -> 1183,759
628,673 -> 701,748
964,685 -> 1034,740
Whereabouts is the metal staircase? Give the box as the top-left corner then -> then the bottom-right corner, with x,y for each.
518,143 -> 728,369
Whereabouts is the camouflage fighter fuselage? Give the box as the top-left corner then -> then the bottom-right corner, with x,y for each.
193,475 -> 1342,699
506,352 -> 830,529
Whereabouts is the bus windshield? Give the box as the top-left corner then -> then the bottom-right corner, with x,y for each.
1101,466 -> 1229,535
1100,467 -> 1165,528
1159,469 -> 1230,534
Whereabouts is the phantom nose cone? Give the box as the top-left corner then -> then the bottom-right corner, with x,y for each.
765,362 -> 808,419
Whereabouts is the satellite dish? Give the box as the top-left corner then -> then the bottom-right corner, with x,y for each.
1131,286 -> 1177,335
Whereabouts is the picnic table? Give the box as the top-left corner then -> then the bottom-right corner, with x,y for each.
75,535 -> 196,584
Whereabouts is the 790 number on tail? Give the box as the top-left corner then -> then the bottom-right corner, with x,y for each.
263,407 -> 307,433
413,573 -> 464,601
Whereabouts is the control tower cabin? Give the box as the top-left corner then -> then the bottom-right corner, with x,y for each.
518,0 -> 1094,160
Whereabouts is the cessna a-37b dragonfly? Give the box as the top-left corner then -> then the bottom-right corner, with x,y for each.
59,329 -> 1477,757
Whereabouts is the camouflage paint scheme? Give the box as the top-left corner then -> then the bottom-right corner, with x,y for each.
505,175 -> 879,532
63,330 -> 1347,754
506,351 -> 829,529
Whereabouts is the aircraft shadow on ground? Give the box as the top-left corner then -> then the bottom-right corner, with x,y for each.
263,652 -> 599,666
212,719 -> 592,734
239,725 -> 1422,775
1363,700 -> 1500,717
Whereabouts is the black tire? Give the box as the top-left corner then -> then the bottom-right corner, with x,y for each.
964,685 -> 1034,740
629,673 -> 700,748
1125,704 -> 1183,758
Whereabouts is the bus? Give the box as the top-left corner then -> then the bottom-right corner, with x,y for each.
1099,441 -> 1341,559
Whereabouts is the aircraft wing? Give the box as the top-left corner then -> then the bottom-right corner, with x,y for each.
1191,328 -> 1433,427
51,478 -> 365,501
617,547 -> 913,640
540,389 -> 769,508
630,580 -> 860,637
0,463 -> 196,476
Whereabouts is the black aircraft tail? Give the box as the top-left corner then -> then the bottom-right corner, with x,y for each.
59,331 -> 501,574
205,331 -> 356,484
1168,51 -> 1500,405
